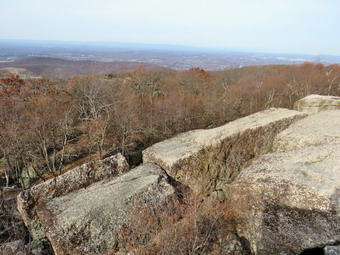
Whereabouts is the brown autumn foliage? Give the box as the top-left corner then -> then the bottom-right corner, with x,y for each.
0,188 -> 28,245
0,62 -> 340,189
0,62 -> 339,247
114,191 -> 249,255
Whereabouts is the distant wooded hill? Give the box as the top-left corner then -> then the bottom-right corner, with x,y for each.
0,57 -> 166,78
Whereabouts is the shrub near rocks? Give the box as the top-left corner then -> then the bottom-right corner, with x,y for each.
115,192 -> 251,255
0,188 -> 27,245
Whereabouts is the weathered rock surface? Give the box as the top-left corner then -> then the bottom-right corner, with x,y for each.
143,108 -> 307,195
17,154 -> 180,255
274,110 -> 340,151
324,245 -> 340,255
225,110 -> 340,254
294,94 -> 340,113
44,163 -> 177,255
17,153 -> 129,254
20,166 -> 38,189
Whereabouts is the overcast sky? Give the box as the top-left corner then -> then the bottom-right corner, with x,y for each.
1,0 -> 339,55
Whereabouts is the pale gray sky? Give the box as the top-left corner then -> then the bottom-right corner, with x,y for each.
1,0 -> 339,55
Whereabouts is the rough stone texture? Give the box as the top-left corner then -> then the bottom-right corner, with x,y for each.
294,94 -> 340,114
143,108 -> 307,195
324,245 -> 340,255
17,153 -> 129,254
18,157 -> 180,255
225,110 -> 340,255
274,110 -> 340,151
20,166 -> 38,189
42,163 -> 176,255
0,240 -> 25,255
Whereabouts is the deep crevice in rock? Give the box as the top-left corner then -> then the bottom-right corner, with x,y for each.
299,247 -> 324,255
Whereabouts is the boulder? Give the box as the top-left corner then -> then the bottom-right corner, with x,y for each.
17,153 -> 129,254
143,108 -> 306,196
17,155 -> 181,255
294,94 -> 340,114
225,110 -> 340,254
42,163 -> 177,255
20,166 -> 38,189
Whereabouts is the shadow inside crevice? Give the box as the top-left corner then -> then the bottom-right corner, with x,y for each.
299,247 -> 324,255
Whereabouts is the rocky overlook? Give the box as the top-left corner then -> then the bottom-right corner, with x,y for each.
10,95 -> 340,255
226,109 -> 340,254
143,107 -> 307,197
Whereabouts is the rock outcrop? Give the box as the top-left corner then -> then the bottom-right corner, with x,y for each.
17,154 -> 129,254
17,154 -> 181,255
294,94 -> 340,113
15,96 -> 340,255
143,108 -> 307,196
41,163 -> 176,255
225,110 -> 340,254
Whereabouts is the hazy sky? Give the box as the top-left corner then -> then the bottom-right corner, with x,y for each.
1,0 -> 339,55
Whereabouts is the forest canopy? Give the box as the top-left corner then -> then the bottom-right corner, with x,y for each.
0,62 -> 339,188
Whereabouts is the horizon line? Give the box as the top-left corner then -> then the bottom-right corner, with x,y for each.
1,38 -> 339,58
